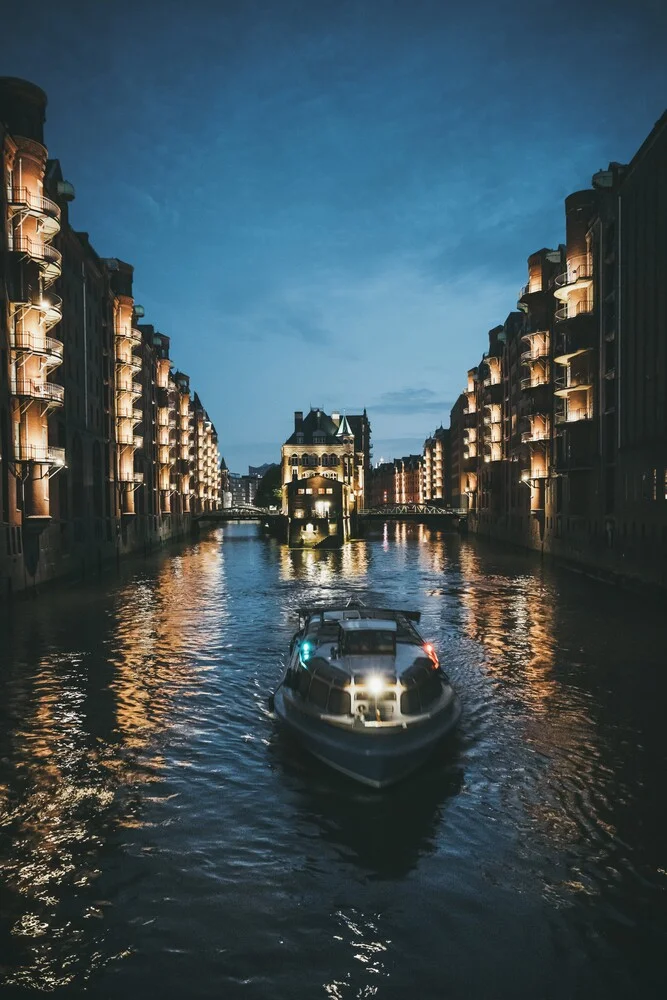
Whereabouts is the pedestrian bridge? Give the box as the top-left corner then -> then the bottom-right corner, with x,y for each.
359,503 -> 467,522
195,505 -> 283,522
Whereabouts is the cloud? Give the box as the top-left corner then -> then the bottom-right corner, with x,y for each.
372,387 -> 453,416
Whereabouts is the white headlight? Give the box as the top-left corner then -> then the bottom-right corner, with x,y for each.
366,674 -> 385,697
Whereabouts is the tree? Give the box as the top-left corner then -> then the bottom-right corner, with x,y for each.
255,464 -> 282,508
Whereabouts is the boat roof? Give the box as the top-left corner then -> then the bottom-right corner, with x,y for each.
339,619 -> 397,632
297,605 -> 421,623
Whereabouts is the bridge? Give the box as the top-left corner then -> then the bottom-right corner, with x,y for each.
194,505 -> 283,522
359,503 -> 467,524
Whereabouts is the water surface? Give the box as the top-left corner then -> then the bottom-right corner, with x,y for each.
1,524 -> 665,998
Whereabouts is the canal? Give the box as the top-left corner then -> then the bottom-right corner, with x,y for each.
0,524 -> 665,999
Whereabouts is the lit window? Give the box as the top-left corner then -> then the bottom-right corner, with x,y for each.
318,488 -> 326,494
298,488 -> 305,495
305,488 -> 313,494
326,488 -> 333,494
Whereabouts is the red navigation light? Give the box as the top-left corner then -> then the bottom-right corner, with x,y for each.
424,643 -> 439,668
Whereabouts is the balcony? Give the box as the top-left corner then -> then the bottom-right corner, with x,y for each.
116,353 -> 142,373
553,255 -> 593,300
132,406 -> 142,424
116,327 -> 143,348
14,443 -> 66,465
7,186 -> 61,236
553,328 -> 595,364
116,431 -> 135,446
520,375 -> 550,391
554,299 -> 594,323
39,292 -> 63,329
520,344 -> 549,363
134,435 -> 144,451
118,471 -> 144,484
116,379 -> 143,398
11,377 -> 64,406
554,372 -> 593,396
554,407 -> 592,427
10,235 -> 62,282
13,330 -> 64,367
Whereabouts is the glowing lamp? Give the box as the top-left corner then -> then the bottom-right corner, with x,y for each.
366,674 -> 385,698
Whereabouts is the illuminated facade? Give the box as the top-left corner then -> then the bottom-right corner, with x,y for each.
0,78 -> 222,594
1,79 -> 64,538
370,456 -> 423,506
422,426 -> 450,503
281,407 -> 371,547
449,110 -> 667,586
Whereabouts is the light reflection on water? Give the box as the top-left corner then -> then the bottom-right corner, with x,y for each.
0,523 -> 666,999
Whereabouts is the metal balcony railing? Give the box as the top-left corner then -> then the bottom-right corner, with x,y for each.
520,375 -> 550,390
10,234 -> 62,269
554,407 -> 592,425
115,354 -> 142,372
6,186 -> 61,226
116,327 -> 143,347
554,299 -> 594,322
520,346 -> 549,363
554,372 -> 593,392
11,378 -> 64,404
14,443 -> 66,465
553,255 -> 593,289
12,330 -> 64,362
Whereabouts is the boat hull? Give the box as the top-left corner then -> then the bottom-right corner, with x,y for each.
273,688 -> 461,788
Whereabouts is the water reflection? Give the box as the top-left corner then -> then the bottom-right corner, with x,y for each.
0,534 -> 226,991
278,542 -> 369,583
269,727 -> 464,879
0,526 -> 666,999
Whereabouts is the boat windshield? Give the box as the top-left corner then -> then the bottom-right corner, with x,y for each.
341,629 -> 396,656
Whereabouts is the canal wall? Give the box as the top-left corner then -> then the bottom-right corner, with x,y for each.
1,513 -> 193,598
469,512 -> 667,591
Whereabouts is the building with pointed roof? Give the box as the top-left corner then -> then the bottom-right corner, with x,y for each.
281,407 -> 371,546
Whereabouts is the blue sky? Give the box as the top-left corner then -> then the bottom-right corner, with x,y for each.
4,0 -> 666,471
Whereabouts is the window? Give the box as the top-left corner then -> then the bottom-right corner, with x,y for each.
291,454 -> 298,466
326,488 -> 333,494
305,488 -> 313,494
298,488 -> 305,495
321,455 -> 328,466
318,488 -> 326,494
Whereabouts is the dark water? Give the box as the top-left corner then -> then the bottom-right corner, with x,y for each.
1,524 -> 666,999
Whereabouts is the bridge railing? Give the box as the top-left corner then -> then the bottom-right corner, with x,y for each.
359,504 -> 468,517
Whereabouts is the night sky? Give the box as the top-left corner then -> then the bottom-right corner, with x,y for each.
4,0 -> 666,472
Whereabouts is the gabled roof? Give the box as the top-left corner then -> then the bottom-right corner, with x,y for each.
284,408 -> 342,446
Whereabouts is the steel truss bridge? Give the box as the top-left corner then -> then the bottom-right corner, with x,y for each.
195,505 -> 284,522
359,503 -> 467,519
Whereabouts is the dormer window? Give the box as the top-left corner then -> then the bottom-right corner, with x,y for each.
296,432 -> 304,444
313,432 -> 325,444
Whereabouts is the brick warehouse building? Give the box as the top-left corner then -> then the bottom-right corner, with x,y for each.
449,111 -> 667,587
0,78 -> 221,594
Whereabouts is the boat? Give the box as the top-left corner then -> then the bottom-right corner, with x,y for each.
271,601 -> 461,788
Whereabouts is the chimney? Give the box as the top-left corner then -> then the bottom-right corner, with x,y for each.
294,411 -> 303,431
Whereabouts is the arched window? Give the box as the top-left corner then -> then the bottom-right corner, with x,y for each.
291,454 -> 298,466
311,454 -> 319,466
301,453 -> 308,466
329,455 -> 338,467
321,454 -> 328,466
